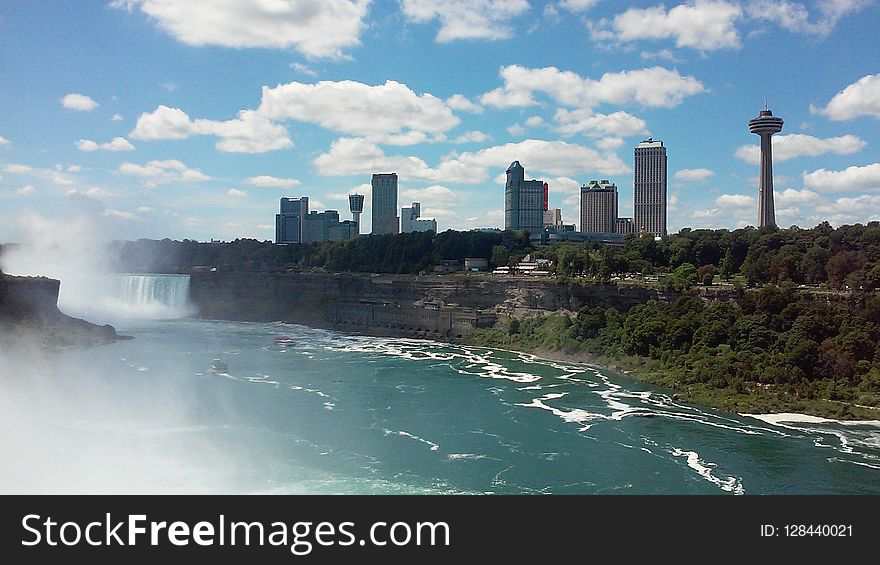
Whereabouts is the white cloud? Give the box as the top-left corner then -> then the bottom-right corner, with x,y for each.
66,187 -> 117,199
400,185 -> 461,206
67,165 -> 82,172
257,79 -> 459,138
117,159 -> 211,188
15,185 -> 35,195
803,163 -> 880,192
481,65 -> 706,109
162,81 -> 179,92
3,163 -> 73,186
61,93 -> 99,111
814,194 -> 880,225
256,223 -> 274,230
290,62 -> 317,77
591,0 -> 743,51
0,135 -> 10,146
111,114 -> 124,122
812,73 -> 880,121
399,0 -> 531,42
558,0 -> 598,12
313,137 -> 630,182
76,137 -> 136,152
103,208 -> 135,219
596,137 -> 624,151
244,176 -> 302,188
130,105 -> 292,153
692,208 -> 720,218
716,194 -> 756,208
554,108 -> 647,137
524,116 -> 545,128
453,130 -> 491,143
227,188 -> 247,198
506,123 -> 526,136
4,164 -> 33,174
674,168 -> 715,182
774,188 -> 821,207
746,0 -> 870,36
137,206 -> 154,213
446,94 -> 484,114
639,48 -> 680,62
734,133 -> 866,164
111,0 -> 369,60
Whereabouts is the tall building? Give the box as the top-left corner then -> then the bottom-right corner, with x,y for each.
371,173 -> 399,235
400,202 -> 437,233
349,193 -> 364,234
275,196 -> 308,244
504,161 -> 547,234
302,209 -> 357,243
749,106 -> 784,228
634,138 -> 667,237
580,180 -> 618,233
615,217 -> 635,235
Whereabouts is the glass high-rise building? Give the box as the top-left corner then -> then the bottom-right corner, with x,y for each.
504,161 -> 546,234
371,173 -> 399,235
633,138 -> 667,237
275,196 -> 309,244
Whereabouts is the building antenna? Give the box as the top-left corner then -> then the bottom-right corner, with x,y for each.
763,96 -> 768,111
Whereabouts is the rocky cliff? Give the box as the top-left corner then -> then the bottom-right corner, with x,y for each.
0,274 -> 122,348
188,270 -> 720,336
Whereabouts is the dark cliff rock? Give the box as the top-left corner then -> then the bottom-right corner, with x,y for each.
0,274 -> 124,348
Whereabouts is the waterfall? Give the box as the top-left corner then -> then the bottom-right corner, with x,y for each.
104,274 -> 193,320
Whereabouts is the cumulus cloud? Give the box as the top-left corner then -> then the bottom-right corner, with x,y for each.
446,94 -> 483,114
557,0 -> 599,11
590,0 -> 743,51
257,79 -> 459,138
110,0 -> 369,60
400,185 -> 461,206
244,176 -> 302,188
674,168 -> 715,182
596,137 -> 625,151
61,93 -> 99,111
506,123 -> 526,136
313,137 -> 630,182
692,208 -> 720,219
76,137 -> 135,152
0,135 -> 10,146
117,159 -> 211,188
399,0 -> 531,42
290,62 -> 317,77
554,109 -> 647,137
803,163 -> 880,192
811,73 -> 880,121
734,133 -> 866,164
15,185 -> 35,195
130,105 -> 292,153
814,194 -> 880,225
111,114 -> 124,122
774,188 -> 821,207
481,65 -> 705,109
227,188 -> 247,198
716,193 -> 756,208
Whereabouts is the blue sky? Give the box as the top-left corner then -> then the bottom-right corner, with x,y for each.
1,0 -> 879,242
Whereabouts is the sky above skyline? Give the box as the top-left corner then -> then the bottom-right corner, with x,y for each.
1,0 -> 879,242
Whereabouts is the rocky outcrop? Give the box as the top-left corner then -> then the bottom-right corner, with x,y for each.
0,274 -> 123,348
188,270 -> 725,336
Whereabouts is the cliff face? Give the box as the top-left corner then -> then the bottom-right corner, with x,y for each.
0,274 -> 121,347
188,271 -> 711,337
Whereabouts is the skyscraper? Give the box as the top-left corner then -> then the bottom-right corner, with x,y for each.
633,138 -> 667,237
371,173 -> 399,235
349,193 -> 364,234
275,196 -> 308,244
504,161 -> 547,234
580,180 -> 618,233
749,107 -> 784,228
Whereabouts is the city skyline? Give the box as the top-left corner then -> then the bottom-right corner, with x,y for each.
2,1 -> 880,244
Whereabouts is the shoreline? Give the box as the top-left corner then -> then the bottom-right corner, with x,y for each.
194,314 -> 880,422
